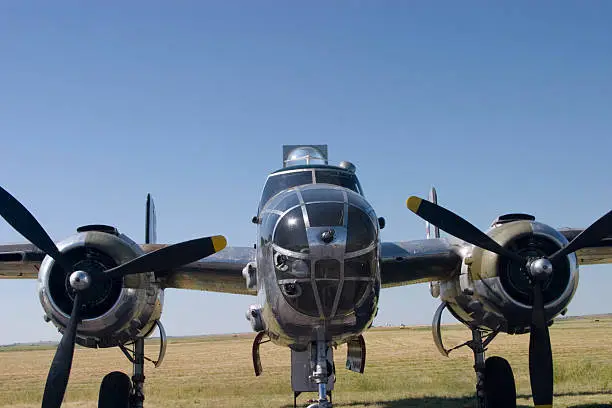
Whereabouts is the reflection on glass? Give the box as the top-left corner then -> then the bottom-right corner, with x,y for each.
260,212 -> 280,244
337,281 -> 370,315
307,203 -> 345,227
317,281 -> 339,318
301,188 -> 344,203
315,170 -> 361,194
274,207 -> 308,253
285,282 -> 319,317
345,252 -> 375,278
346,206 -> 376,252
260,171 -> 313,210
275,252 -> 311,280
315,259 -> 341,279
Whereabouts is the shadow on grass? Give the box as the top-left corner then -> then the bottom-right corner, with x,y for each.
285,394 -> 612,407
284,396 -> 529,408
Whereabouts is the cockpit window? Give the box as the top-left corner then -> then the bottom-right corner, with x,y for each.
260,171 -> 313,210
315,170 -> 362,194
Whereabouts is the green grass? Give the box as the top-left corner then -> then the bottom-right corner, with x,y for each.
1,317 -> 611,407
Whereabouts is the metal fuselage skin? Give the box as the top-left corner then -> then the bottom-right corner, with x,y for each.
255,166 -> 381,348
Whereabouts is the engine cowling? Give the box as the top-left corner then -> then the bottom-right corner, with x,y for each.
37,227 -> 163,348
440,216 -> 578,334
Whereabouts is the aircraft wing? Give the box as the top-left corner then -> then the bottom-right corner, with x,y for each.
380,238 -> 462,288
145,244 -> 256,295
0,242 -> 256,296
558,228 -> 612,265
380,228 -> 612,288
0,243 -> 45,279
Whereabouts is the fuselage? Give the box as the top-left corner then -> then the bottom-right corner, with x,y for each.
254,165 -> 381,348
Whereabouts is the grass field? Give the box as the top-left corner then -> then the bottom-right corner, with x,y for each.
1,316 -> 611,408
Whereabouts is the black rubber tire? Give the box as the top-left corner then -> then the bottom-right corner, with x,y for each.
484,356 -> 517,408
98,371 -> 132,408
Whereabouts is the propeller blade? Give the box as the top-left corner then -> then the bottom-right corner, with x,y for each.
41,292 -> 83,408
105,235 -> 227,279
528,282 -> 554,407
406,196 -> 525,264
549,210 -> 612,264
0,186 -> 72,273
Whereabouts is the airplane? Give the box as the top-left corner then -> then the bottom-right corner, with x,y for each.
0,144 -> 611,408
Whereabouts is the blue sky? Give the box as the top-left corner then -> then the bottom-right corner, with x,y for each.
0,2 -> 610,344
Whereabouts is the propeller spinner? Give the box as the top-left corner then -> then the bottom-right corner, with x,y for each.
407,195 -> 611,407
0,186 -> 226,408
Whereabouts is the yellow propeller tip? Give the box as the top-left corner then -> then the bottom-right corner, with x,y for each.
406,196 -> 422,213
212,235 -> 227,252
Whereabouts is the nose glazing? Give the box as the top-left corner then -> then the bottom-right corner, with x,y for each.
265,185 -> 378,319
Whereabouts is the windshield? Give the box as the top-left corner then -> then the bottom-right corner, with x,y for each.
259,171 -> 313,210
315,170 -> 362,194
259,168 -> 363,211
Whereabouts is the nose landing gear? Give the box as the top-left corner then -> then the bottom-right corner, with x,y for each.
307,341 -> 333,408
291,339 -> 336,408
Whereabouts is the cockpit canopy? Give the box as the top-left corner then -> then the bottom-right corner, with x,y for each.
259,166 -> 364,212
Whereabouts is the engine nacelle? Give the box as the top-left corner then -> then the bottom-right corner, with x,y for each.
37,227 -> 163,348
440,217 -> 579,334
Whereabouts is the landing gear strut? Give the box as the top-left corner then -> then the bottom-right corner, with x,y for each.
99,321 -> 167,408
468,329 -> 516,408
432,302 -> 516,408
307,340 -> 332,408
130,337 -> 146,408
99,338 -> 146,408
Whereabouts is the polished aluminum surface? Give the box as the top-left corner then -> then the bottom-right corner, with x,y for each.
442,220 -> 579,333
0,162 -> 610,401
37,230 -> 163,348
432,301 -> 450,357
69,270 -> 91,291
529,258 -> 553,280
380,239 -> 461,287
257,181 -> 380,346
153,319 -> 167,368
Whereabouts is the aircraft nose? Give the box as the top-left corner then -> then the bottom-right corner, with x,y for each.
263,186 -> 379,319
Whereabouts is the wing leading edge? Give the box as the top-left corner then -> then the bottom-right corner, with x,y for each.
0,243 -> 256,296
559,228 -> 612,265
380,238 -> 462,288
143,244 -> 256,295
0,243 -> 45,278
379,227 -> 612,288
2,228 -> 608,291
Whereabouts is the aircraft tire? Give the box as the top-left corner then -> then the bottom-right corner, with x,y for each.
484,356 -> 516,408
98,371 -> 132,408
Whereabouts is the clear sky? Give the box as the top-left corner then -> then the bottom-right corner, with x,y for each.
0,2 -> 610,345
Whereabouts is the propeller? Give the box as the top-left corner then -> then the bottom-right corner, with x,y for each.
407,195 -> 611,407
0,186 -> 227,408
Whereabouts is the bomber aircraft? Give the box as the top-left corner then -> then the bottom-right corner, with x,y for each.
0,144 -> 611,408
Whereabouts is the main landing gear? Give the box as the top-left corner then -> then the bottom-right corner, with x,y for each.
468,329 -> 516,408
433,303 -> 516,408
98,321 -> 167,408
